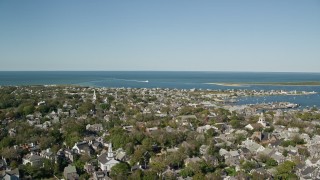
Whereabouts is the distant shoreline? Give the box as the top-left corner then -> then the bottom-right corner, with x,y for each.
206,82 -> 320,87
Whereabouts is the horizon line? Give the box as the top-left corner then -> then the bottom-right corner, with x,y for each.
0,70 -> 319,73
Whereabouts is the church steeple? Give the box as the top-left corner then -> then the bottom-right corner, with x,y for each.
107,142 -> 113,160
258,112 -> 266,127
93,90 -> 97,103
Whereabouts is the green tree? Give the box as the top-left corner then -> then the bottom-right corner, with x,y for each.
266,158 -> 278,167
100,103 -> 111,110
230,119 -> 241,129
0,136 -> 15,149
128,169 -> 143,180
275,161 -> 297,179
78,102 -> 95,114
1,147 -> 18,160
150,156 -> 166,177
225,167 -> 236,176
166,151 -> 186,169
192,173 -> 205,180
180,167 -> 194,178
298,147 -> 310,157
110,162 -> 130,179
23,105 -> 35,115
143,170 -> 158,180
241,161 -> 257,173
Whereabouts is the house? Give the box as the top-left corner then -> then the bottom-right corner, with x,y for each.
90,140 -> 103,151
70,109 -> 77,117
8,128 -> 16,137
308,144 -> 320,158
84,162 -> 95,174
162,168 -> 177,179
0,158 -> 7,170
146,127 -> 158,133
225,151 -> 240,167
97,143 -> 120,171
245,123 -> 264,131
300,133 -> 311,144
72,141 -> 93,156
93,170 -> 111,180
245,124 -> 254,131
219,148 -> 228,157
40,148 -> 55,161
196,125 -> 217,133
184,157 -> 202,167
0,168 -> 19,180
86,124 -> 104,132
259,147 -> 274,157
64,165 -> 79,180
220,150 -> 240,167
203,155 -> 219,167
199,145 -> 209,155
165,126 -> 174,133
241,139 -> 264,154
296,165 -> 320,180
64,149 -> 75,162
250,168 -> 273,179
177,115 -> 197,126
239,147 -> 252,159
104,115 -> 110,122
22,153 -> 43,167
123,125 -> 134,132
305,158 -> 320,167
270,151 -> 286,164
251,131 -> 263,142
115,149 -> 127,162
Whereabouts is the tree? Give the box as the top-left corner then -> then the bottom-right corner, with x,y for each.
166,151 -> 186,169
230,119 -> 241,129
298,147 -> 310,157
128,169 -> 143,180
180,167 -> 194,178
109,127 -> 131,149
1,147 -> 18,160
54,156 -> 68,175
143,170 -> 158,180
78,102 -> 95,115
266,158 -> 278,167
234,133 -> 246,145
100,103 -> 110,110
0,136 -> 15,149
110,162 -> 130,179
275,161 -> 297,179
39,136 -> 55,150
225,166 -> 237,176
241,161 -> 257,173
150,156 -> 166,177
23,105 -> 35,115
193,173 -> 205,180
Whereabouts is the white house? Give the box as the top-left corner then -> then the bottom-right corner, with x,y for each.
22,153 -> 43,167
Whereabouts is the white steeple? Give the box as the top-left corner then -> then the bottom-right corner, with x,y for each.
258,112 -> 266,127
107,142 -> 113,160
93,90 -> 97,103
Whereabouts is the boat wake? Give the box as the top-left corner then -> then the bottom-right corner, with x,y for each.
204,82 -> 250,87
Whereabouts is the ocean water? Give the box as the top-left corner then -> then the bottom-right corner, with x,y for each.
1,71 -> 320,107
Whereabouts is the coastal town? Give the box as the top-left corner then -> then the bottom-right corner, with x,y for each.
1,85 -> 320,179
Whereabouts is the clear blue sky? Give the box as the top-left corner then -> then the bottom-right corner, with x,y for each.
0,0 -> 319,72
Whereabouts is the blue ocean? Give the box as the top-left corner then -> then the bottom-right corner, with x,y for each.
1,71 -> 320,107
